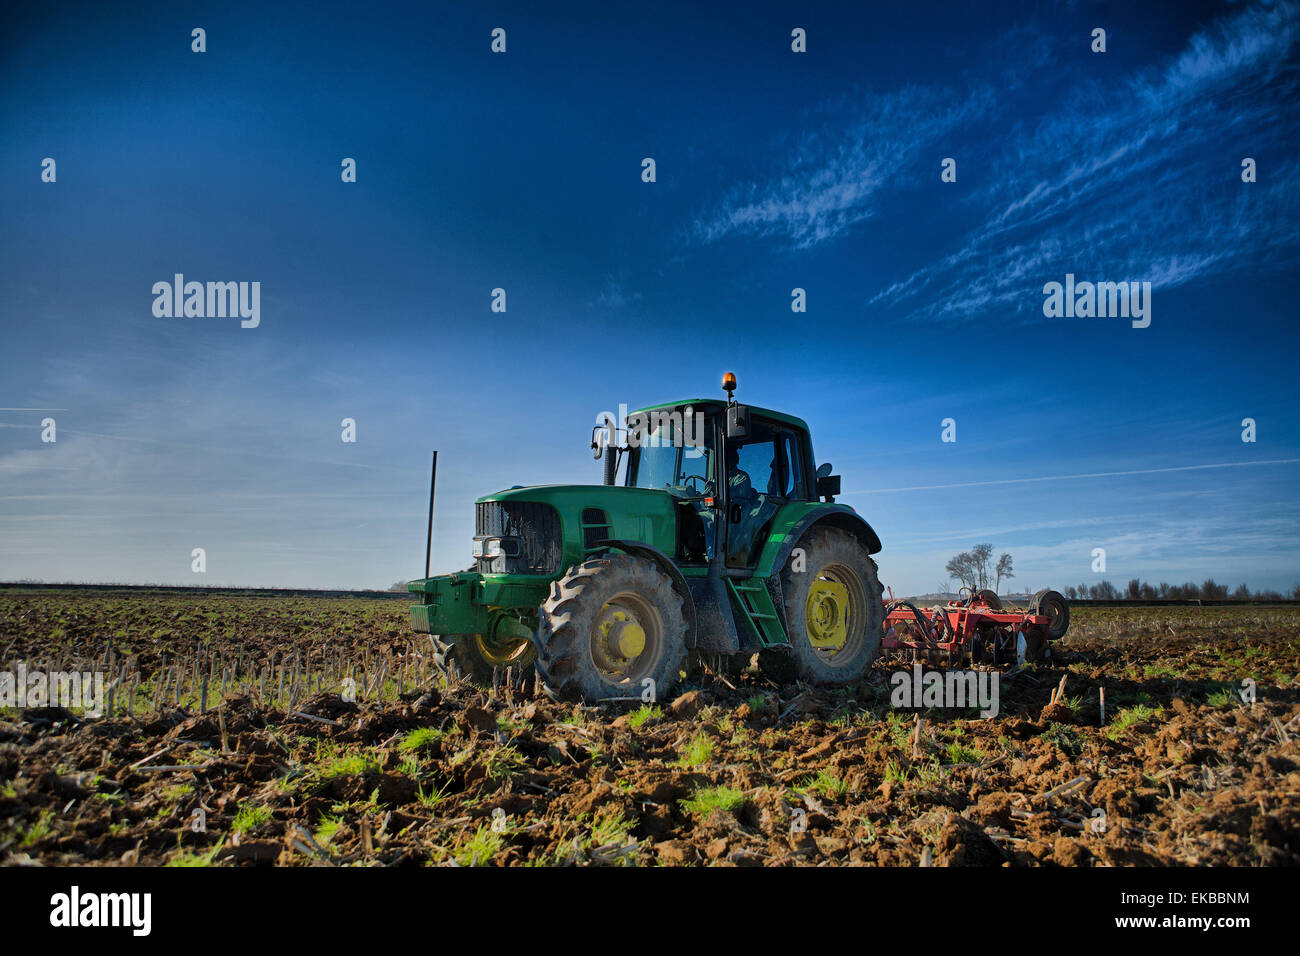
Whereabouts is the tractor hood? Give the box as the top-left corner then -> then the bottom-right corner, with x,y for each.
480,483 -> 676,510
472,484 -> 681,574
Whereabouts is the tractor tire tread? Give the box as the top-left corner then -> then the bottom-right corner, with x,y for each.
535,553 -> 688,702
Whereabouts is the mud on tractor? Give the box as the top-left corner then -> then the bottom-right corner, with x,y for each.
409,374 -> 887,701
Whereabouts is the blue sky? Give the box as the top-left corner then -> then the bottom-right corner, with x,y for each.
1,0 -> 1298,594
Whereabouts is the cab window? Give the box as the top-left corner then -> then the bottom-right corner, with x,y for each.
776,429 -> 807,499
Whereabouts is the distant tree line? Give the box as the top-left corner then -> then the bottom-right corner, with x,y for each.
1063,579 -> 1300,601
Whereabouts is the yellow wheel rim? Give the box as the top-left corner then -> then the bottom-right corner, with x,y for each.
474,609 -> 535,666
806,578 -> 850,650
474,634 -> 533,666
591,595 -> 661,681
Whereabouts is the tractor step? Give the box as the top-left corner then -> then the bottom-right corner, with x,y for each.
726,578 -> 789,648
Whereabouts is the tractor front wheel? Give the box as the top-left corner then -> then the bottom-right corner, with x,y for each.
448,628 -> 537,687
535,554 -> 688,702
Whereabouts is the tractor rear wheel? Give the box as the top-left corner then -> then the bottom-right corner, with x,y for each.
535,553 -> 688,702
760,528 -> 883,686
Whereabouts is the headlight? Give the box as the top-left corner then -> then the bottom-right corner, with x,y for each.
472,537 -> 501,559
472,536 -> 522,559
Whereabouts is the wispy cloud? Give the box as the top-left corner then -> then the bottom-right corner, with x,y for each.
590,273 -> 642,310
872,0 -> 1300,319
694,83 -> 996,248
694,2 -> 1300,316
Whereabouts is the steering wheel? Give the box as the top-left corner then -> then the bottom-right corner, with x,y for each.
681,474 -> 710,494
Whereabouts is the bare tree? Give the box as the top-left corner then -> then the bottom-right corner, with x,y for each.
994,553 -> 1014,593
1089,580 -> 1119,599
946,544 -> 1013,594
945,552 -> 977,592
971,544 -> 993,589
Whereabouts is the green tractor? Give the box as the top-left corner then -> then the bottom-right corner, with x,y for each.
408,374 -> 885,701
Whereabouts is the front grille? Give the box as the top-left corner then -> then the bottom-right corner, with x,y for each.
475,500 -> 562,575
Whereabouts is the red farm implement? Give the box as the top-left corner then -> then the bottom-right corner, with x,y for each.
882,588 -> 1070,666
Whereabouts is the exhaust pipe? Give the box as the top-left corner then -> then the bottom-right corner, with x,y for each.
424,450 -> 438,578
594,414 -> 618,485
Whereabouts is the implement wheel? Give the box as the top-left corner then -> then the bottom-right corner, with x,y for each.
1019,624 -> 1047,663
535,554 -> 688,701
1032,589 -> 1071,641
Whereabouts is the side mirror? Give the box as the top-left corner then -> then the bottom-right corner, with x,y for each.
816,462 -> 832,479
726,404 -> 750,439
592,420 -> 627,459
816,474 -> 840,500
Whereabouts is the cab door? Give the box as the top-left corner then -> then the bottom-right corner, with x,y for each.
723,418 -> 798,569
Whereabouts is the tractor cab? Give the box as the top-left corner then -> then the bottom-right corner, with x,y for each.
615,396 -> 821,571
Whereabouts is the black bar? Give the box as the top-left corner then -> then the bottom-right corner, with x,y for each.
4,865 -> 1278,941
